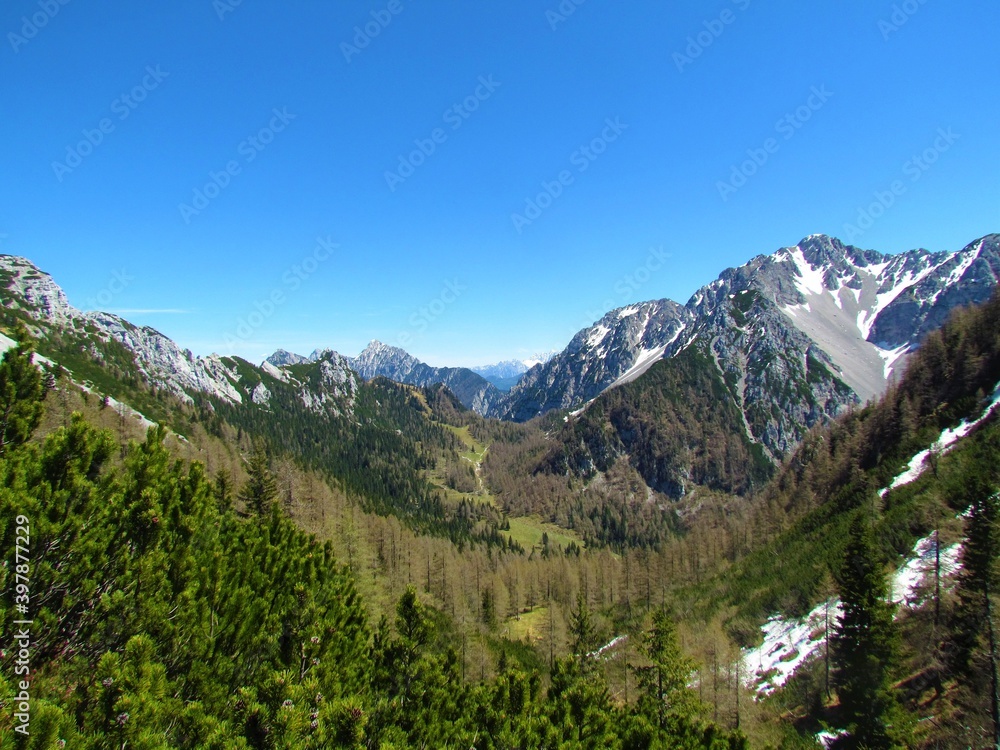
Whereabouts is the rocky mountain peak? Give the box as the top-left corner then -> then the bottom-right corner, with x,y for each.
0,255 -> 76,325
266,349 -> 310,367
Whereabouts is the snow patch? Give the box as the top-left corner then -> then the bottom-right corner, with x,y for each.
743,532 -> 964,697
743,600 -> 841,696
857,258 -> 945,340
875,344 -> 910,380
605,323 -> 687,391
781,302 -> 811,317
568,399 -> 596,418
891,535 -> 962,607
587,324 -> 610,348
879,381 -> 1000,497
588,635 -> 627,660
816,729 -> 847,748
788,246 -> 828,297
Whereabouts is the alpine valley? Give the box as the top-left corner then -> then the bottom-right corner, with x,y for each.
3,232 -> 1000,748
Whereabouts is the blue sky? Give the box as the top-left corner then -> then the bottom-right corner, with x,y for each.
1,1 -> 997,367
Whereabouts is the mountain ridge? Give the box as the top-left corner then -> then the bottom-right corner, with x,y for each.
495,233 -> 999,453
2,231 -> 996,449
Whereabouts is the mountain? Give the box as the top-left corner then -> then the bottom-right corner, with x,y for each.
346,340 -> 504,415
496,300 -> 692,421
0,255 -> 246,407
266,348 -> 311,366
496,234 -> 1000,459
3,231 -> 996,467
264,341 -> 506,415
471,351 -> 558,391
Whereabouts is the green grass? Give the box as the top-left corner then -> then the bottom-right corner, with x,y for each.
505,606 -> 550,643
428,423 -> 496,506
504,516 -> 583,553
442,424 -> 489,463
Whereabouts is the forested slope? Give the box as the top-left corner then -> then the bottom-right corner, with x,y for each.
0,330 -> 748,749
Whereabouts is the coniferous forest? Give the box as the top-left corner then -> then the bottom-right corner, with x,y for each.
0,329 -> 748,748
1,291 -> 1000,748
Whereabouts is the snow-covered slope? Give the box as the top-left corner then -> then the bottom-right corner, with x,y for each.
773,234 -> 1000,400
743,532 -> 963,697
496,299 -> 691,421
495,234 -> 999,459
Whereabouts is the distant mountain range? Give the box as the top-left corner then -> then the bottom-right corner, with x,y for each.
471,352 -> 559,391
1,233 -> 996,464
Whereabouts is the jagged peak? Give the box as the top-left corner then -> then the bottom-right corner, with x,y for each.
354,339 -> 413,362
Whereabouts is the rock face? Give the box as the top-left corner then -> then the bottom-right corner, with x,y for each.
346,340 -> 504,415
267,349 -> 310,367
865,235 -> 1000,349
294,351 -> 360,416
0,255 -> 245,405
496,300 -> 691,421
495,233 -> 1000,460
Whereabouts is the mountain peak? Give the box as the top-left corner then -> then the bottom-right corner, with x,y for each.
266,349 -> 310,367
0,254 -> 76,324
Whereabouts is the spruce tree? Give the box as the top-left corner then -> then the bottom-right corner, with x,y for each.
633,606 -> 699,729
953,489 -> 1000,747
832,514 -> 908,749
238,441 -> 278,516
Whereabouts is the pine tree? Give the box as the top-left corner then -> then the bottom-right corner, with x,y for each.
238,441 -> 278,516
832,514 -> 909,749
0,323 -> 45,455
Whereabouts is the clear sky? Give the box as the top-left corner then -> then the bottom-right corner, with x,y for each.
2,1 -> 997,367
